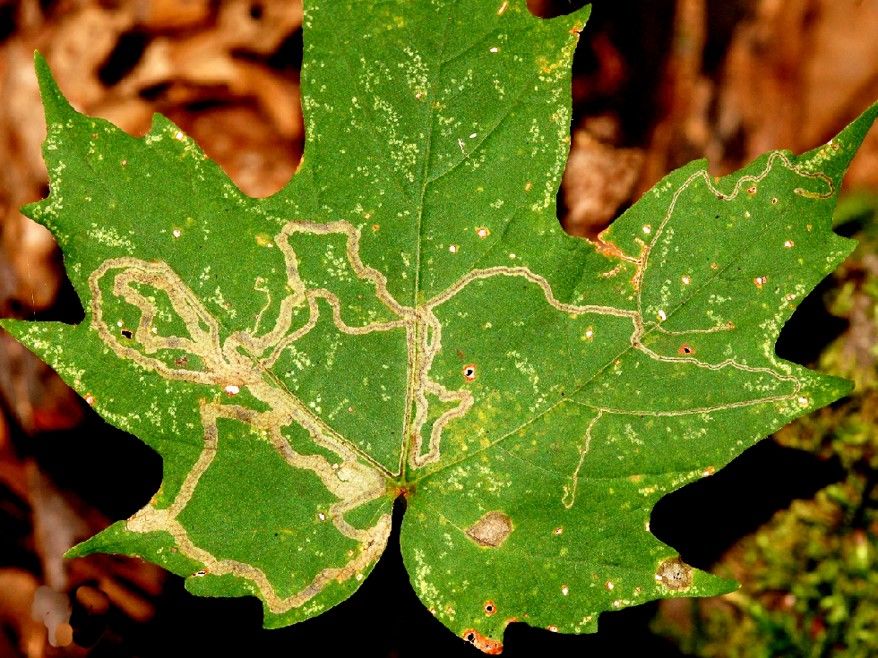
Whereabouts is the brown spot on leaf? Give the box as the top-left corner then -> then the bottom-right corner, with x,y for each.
466,511 -> 513,548
463,364 -> 477,382
656,557 -> 693,590
484,600 -> 496,616
678,344 -> 694,355
462,629 -> 503,654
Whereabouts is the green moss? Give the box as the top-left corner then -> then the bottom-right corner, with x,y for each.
654,194 -> 878,657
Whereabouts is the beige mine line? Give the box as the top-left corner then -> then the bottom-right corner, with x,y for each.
633,150 -> 834,306
557,151 -> 835,509
411,265 -> 641,468
86,149 -> 832,609
126,400 -> 390,613
627,149 -> 835,381
85,221 -> 649,609
90,256 -> 391,612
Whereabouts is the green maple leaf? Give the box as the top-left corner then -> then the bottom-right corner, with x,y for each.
3,1 -> 876,652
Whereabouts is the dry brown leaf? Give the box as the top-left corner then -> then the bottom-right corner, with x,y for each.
0,568 -> 44,658
562,127 -> 643,237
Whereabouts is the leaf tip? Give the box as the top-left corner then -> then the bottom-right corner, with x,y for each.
64,536 -> 101,560
836,100 -> 878,151
0,318 -> 36,342
820,373 -> 855,405
34,51 -> 75,125
19,198 -> 36,218
64,522 -> 138,560
800,102 -> 878,181
554,2 -> 592,44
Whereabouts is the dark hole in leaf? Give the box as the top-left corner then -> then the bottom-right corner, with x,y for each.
249,2 -> 264,19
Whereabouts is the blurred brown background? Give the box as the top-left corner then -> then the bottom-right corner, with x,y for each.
0,0 -> 877,656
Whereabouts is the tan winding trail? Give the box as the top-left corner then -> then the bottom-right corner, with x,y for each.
85,151 -> 832,611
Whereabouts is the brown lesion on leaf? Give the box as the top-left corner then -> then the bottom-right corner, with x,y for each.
466,511 -> 513,548
656,557 -> 693,591
590,229 -> 641,265
462,628 -> 503,655
483,600 -> 496,616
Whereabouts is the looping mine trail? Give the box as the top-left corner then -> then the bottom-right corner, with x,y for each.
87,148 -> 827,610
